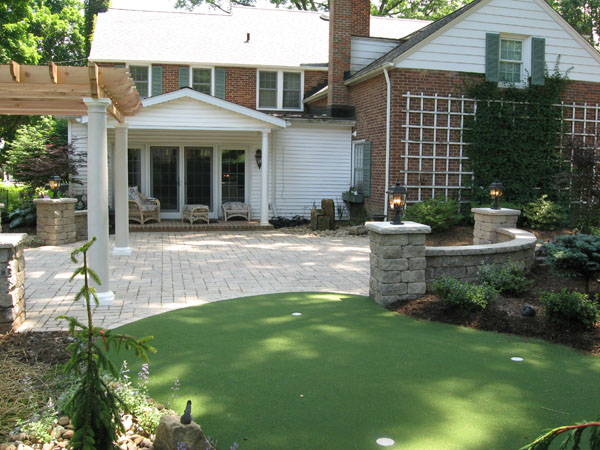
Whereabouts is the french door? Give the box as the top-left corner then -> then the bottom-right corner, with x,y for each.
150,146 -> 179,211
185,147 -> 213,209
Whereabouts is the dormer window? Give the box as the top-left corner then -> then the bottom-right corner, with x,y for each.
499,39 -> 523,83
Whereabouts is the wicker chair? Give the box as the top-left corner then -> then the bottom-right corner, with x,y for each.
221,201 -> 250,221
128,187 -> 161,224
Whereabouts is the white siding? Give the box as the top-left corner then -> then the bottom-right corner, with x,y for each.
269,122 -> 352,218
126,97 -> 278,130
351,37 -> 401,73
395,0 -> 600,83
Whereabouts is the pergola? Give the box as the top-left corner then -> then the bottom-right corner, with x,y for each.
0,62 -> 142,305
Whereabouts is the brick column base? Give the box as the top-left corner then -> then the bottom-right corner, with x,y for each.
472,208 -> 520,244
366,221 -> 431,307
0,234 -> 27,332
34,198 -> 77,245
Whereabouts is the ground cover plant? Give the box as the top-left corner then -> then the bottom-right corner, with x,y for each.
112,292 -> 600,450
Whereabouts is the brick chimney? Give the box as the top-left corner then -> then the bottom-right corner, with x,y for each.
327,0 -> 370,116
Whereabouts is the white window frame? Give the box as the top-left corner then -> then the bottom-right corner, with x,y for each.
498,34 -> 531,88
351,140 -> 365,193
126,64 -> 150,98
189,66 -> 214,96
256,69 -> 304,111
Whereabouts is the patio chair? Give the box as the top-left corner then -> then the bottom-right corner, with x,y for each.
221,201 -> 250,221
128,186 -> 161,224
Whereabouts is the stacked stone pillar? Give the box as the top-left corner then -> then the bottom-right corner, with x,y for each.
366,221 -> 431,307
34,198 -> 77,245
472,208 -> 520,244
0,234 -> 27,332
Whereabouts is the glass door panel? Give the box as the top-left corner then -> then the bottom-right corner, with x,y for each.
150,146 -> 179,211
221,150 -> 245,203
185,147 -> 212,209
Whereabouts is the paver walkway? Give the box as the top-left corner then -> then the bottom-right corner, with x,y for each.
20,230 -> 370,331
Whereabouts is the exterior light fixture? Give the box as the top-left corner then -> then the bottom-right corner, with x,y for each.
387,181 -> 408,225
255,149 -> 262,169
49,176 -> 61,197
489,180 -> 504,210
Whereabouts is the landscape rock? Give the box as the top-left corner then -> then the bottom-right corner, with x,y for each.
152,416 -> 216,450
57,417 -> 69,427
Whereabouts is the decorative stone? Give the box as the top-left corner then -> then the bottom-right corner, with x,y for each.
152,415 -> 216,450
522,305 -> 536,317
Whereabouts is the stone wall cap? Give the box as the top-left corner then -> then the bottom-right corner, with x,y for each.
366,221 -> 432,234
0,233 -> 27,248
471,207 -> 521,216
74,210 -> 87,215
426,229 -> 536,256
33,198 -> 77,204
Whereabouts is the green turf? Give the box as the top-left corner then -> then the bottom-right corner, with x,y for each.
113,292 -> 600,450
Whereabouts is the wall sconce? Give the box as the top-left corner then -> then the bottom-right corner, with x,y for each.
489,180 -> 504,210
255,149 -> 262,169
387,181 -> 408,225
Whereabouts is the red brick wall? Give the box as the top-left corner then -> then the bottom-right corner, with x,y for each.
350,67 -> 600,213
304,71 -> 329,97
223,66 -> 256,109
328,0 -> 352,106
162,64 -> 183,92
351,0 -> 371,37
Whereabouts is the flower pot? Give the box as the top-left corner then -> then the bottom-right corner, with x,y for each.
342,192 -> 364,203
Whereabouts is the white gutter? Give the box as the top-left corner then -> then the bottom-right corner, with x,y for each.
383,63 -> 393,217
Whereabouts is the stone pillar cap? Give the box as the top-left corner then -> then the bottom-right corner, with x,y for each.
33,198 -> 77,204
0,233 -> 27,248
365,221 -> 431,234
471,207 -> 521,216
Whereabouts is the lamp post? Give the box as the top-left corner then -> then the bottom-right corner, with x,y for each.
255,149 -> 262,169
387,181 -> 408,225
489,181 -> 504,210
49,176 -> 61,198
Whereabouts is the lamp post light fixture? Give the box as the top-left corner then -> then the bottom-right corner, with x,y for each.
489,180 -> 504,210
255,149 -> 262,169
388,181 -> 408,225
49,176 -> 61,198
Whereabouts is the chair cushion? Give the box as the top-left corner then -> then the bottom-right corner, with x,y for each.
183,204 -> 209,212
223,201 -> 249,211
141,204 -> 159,212
128,186 -> 142,203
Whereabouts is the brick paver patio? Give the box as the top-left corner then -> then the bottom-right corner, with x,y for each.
20,230 -> 370,331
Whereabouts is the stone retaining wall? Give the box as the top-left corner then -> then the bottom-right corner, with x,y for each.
75,210 -> 87,241
425,228 -> 537,290
0,233 -> 27,332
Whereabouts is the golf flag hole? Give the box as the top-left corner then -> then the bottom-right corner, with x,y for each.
376,438 -> 395,446
511,357 -> 524,362
292,312 -> 302,316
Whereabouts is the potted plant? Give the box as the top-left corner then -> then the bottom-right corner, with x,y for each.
342,186 -> 364,203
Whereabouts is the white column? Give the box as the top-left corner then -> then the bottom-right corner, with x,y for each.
260,130 -> 270,225
113,123 -> 131,256
83,98 -> 114,306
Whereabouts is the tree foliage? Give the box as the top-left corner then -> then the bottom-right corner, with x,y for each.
547,0 -> 600,41
4,116 -> 84,188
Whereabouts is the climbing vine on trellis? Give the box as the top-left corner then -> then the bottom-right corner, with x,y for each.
463,70 -> 570,205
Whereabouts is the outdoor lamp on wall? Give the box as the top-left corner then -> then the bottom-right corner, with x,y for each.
388,181 -> 408,225
255,149 -> 262,169
49,176 -> 61,197
489,180 -> 504,210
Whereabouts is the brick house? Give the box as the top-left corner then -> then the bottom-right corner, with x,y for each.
73,0 -> 600,222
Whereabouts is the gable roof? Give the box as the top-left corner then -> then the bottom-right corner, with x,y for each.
89,6 -> 429,69
348,0 -> 600,84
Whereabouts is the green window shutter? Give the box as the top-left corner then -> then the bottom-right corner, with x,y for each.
531,37 -> 546,86
114,63 -> 125,68
151,65 -> 163,96
214,68 -> 226,99
362,141 -> 371,197
179,66 -> 190,88
485,32 -> 500,82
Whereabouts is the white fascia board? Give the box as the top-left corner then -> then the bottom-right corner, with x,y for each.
533,0 -> 600,64
142,88 -> 288,128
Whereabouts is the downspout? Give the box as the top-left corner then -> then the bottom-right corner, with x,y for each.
383,63 -> 393,217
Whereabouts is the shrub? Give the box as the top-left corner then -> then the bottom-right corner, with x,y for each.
540,289 -> 599,330
543,234 -> 600,293
433,277 -> 498,315
476,261 -> 532,296
522,195 -> 566,230
404,197 -> 463,232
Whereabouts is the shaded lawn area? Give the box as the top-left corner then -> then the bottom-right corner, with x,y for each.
113,293 -> 600,450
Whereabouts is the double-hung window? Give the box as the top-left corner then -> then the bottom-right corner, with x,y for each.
258,70 -> 303,110
129,65 -> 149,98
499,39 -> 523,83
352,142 -> 365,193
192,68 -> 211,94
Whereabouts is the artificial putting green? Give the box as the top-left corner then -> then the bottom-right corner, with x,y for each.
113,292 -> 600,450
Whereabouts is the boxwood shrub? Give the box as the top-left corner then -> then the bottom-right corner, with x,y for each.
476,261 -> 532,296
433,277 -> 498,315
540,289 -> 599,330
404,197 -> 463,232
